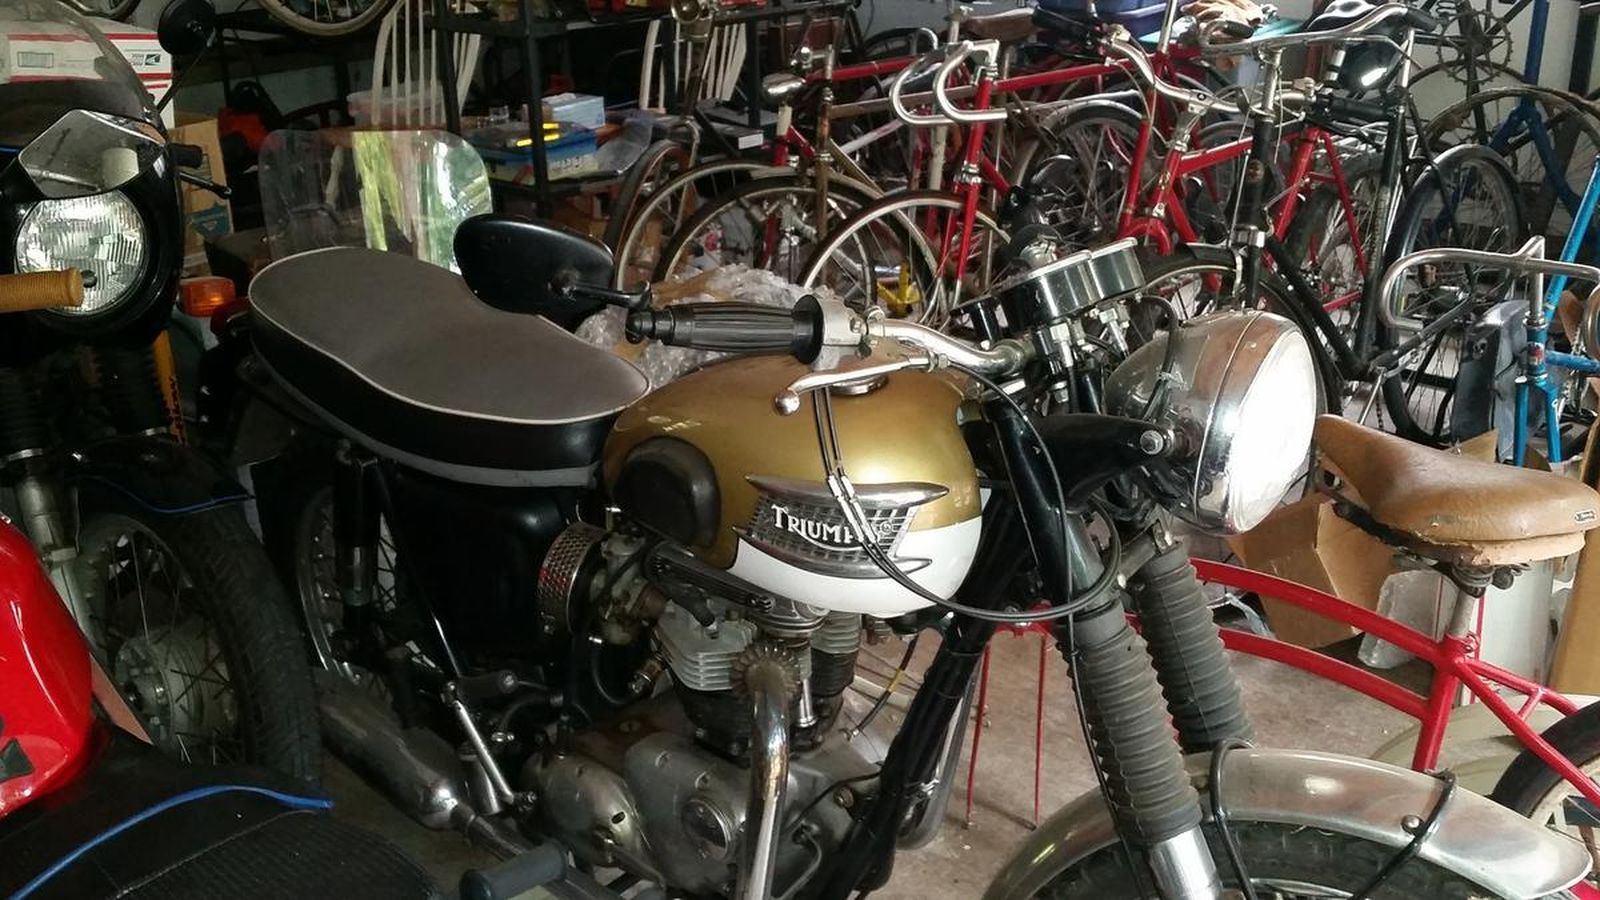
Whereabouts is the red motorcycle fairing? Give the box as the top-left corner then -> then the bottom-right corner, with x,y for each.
0,518 -> 94,818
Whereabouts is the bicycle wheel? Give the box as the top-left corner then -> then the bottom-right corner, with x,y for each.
258,0 -> 395,37
603,140 -> 695,289
1012,100 -> 1152,249
1380,144 -> 1526,445
1489,699 -> 1600,885
1283,157 -> 1383,349
796,190 -> 1008,327
610,160 -> 771,289
1423,86 -> 1600,239
1408,60 -> 1525,126
653,175 -> 878,285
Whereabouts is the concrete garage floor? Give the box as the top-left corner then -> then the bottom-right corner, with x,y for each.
326,631 -> 1421,898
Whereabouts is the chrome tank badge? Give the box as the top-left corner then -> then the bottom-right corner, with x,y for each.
736,475 -> 947,578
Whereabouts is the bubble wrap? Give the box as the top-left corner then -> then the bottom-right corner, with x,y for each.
578,265 -> 824,389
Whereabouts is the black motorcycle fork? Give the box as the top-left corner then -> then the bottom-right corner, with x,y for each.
818,405 -> 1215,898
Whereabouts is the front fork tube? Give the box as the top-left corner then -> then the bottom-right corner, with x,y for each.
993,404 -> 1219,900
14,467 -> 95,642
1128,533 -> 1253,752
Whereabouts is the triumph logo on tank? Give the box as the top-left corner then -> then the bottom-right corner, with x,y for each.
770,503 -> 875,550
738,475 -> 948,577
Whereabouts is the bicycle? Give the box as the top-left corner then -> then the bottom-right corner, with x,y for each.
1187,239 -> 1600,871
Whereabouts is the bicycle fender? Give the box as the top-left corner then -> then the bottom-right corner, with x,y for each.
980,747 -> 1590,900
69,436 -> 249,516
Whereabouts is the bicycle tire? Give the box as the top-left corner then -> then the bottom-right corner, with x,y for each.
1489,698 -> 1600,878
604,139 -> 694,251
1010,99 -> 1150,250
1407,61 -> 1526,125
796,190 -> 1008,327
653,174 -> 879,285
1422,85 -> 1600,239
1379,143 -> 1526,445
610,159 -> 770,290
1282,156 -> 1383,352
258,0 -> 396,37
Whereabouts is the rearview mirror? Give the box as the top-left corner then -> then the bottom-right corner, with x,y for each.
454,215 -> 616,331
17,110 -> 164,200
158,0 -> 218,57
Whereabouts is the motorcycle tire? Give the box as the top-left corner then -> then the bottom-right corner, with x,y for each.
1028,820 -> 1549,898
74,495 -> 321,786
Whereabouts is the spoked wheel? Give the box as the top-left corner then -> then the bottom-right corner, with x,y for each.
291,485 -> 404,697
1012,101 -> 1151,249
75,500 -> 320,783
1380,145 -> 1526,446
1423,86 -> 1600,241
797,191 -> 1008,328
257,0 -> 395,37
1283,158 -> 1383,352
1491,701 -> 1600,883
610,160 -> 768,290
654,175 -> 878,285
603,140 -> 696,291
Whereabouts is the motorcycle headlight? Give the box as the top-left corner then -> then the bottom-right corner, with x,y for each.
1105,310 -> 1317,534
15,193 -> 148,317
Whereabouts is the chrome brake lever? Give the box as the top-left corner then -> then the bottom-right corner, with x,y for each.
774,354 -> 938,416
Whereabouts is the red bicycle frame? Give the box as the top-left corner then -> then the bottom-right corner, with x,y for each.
1194,559 -> 1600,810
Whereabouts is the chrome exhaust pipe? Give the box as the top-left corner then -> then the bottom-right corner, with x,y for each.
736,659 -> 793,900
319,685 -> 531,858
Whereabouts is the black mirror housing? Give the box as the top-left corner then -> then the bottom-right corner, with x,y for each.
454,215 -> 616,331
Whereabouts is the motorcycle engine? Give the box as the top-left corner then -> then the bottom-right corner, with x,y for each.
525,525 -> 882,894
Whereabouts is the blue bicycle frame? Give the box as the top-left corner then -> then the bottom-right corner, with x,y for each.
1514,156 -> 1600,465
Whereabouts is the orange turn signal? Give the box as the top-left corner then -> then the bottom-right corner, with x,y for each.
179,276 -> 236,318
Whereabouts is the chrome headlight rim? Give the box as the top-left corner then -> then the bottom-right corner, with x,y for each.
1105,308 -> 1319,535
14,190 -> 151,320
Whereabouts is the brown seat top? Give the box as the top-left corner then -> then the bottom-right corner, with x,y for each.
1314,415 -> 1600,563
964,8 -> 1039,42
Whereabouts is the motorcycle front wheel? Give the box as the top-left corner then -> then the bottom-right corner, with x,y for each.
74,497 -> 321,785
1030,820 -> 1539,898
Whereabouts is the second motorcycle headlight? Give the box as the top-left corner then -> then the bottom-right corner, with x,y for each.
15,192 -> 148,317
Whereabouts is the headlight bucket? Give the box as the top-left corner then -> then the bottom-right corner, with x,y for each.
15,192 -> 149,317
1105,309 -> 1318,534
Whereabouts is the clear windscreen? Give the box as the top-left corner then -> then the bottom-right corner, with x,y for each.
259,128 -> 494,271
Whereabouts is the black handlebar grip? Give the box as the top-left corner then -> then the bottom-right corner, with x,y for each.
1402,7 -> 1441,32
626,297 -> 825,362
460,845 -> 569,900
1322,94 -> 1389,125
169,142 -> 206,169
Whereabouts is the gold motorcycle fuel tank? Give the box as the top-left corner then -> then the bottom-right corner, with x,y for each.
602,355 -> 982,616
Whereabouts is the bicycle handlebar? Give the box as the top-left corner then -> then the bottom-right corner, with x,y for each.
1378,237 -> 1600,333
933,40 -> 1009,124
888,52 -> 955,126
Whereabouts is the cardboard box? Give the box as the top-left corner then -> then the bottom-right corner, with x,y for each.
1227,494 -> 1396,648
90,18 -> 174,127
171,115 -> 232,274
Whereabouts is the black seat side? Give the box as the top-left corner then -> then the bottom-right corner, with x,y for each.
249,248 -> 648,486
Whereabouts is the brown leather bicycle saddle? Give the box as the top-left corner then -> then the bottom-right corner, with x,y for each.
1314,415 -> 1600,566
964,8 -> 1040,42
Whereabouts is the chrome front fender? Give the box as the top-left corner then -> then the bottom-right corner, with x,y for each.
982,748 -> 1590,900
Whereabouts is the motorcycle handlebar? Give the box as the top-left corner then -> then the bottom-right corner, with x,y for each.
0,270 -> 84,313
626,298 -> 826,362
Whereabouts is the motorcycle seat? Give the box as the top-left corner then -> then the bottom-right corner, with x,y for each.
1313,415 -> 1600,566
249,247 -> 649,487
